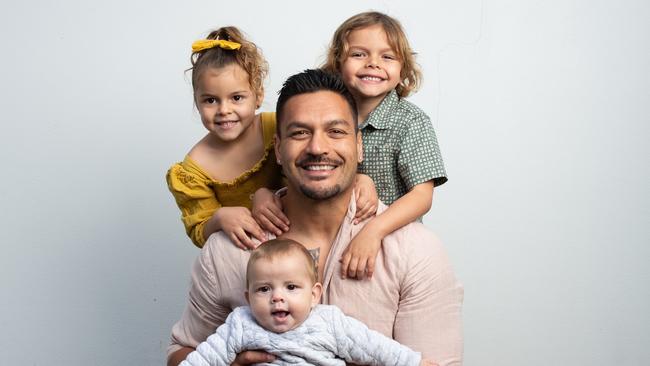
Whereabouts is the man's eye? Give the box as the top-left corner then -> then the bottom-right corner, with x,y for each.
330,129 -> 346,135
290,130 -> 309,138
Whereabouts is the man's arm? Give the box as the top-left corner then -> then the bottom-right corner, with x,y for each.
168,347 -> 193,366
393,227 -> 464,365
167,235 -> 242,365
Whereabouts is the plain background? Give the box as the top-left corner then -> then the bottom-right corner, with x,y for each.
1,0 -> 648,364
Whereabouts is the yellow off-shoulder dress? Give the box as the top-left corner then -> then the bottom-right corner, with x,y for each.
166,112 -> 282,248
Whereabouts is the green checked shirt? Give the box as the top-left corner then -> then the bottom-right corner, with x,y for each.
358,90 -> 447,206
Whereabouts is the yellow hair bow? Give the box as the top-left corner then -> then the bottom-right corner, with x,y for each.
191,39 -> 241,53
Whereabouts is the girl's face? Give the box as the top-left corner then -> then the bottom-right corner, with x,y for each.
194,64 -> 260,143
340,25 -> 402,107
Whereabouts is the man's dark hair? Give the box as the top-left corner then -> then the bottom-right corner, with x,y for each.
276,69 -> 358,135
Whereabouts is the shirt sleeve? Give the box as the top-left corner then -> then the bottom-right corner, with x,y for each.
393,225 -> 464,365
168,241 -> 234,358
180,309 -> 245,366
325,306 -> 421,366
166,163 -> 221,248
397,110 -> 448,189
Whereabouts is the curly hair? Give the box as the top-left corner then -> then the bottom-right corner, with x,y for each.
322,12 -> 422,98
190,26 -> 268,99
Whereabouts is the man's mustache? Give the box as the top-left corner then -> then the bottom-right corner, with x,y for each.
296,155 -> 343,166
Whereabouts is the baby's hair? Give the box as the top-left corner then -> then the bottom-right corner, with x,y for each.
322,11 -> 422,98
190,26 -> 268,99
246,239 -> 318,287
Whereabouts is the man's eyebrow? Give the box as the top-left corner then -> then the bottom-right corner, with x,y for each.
284,119 -> 353,130
324,119 -> 353,129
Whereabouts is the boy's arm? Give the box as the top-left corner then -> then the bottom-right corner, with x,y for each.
340,181 -> 433,279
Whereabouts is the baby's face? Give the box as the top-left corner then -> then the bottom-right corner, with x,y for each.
246,254 -> 321,333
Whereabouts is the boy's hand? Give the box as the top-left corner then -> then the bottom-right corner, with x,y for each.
251,188 -> 290,236
354,174 -> 378,224
214,207 -> 266,250
339,225 -> 382,280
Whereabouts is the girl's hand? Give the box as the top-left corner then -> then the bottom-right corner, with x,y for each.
339,225 -> 382,280
252,188 -> 290,236
354,174 -> 378,224
214,207 -> 266,250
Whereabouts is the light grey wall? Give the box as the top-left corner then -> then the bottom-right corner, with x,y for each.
1,1 -> 648,364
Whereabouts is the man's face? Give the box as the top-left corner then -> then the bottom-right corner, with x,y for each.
275,91 -> 362,201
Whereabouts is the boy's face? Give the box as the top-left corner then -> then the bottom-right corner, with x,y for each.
246,252 -> 322,333
340,24 -> 402,109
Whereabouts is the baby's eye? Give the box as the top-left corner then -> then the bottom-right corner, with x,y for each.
256,286 -> 270,293
383,54 -> 397,61
233,95 -> 244,102
350,51 -> 366,58
287,284 -> 298,291
204,97 -> 217,104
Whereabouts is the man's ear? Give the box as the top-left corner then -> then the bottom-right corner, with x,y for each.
245,290 -> 250,305
311,282 -> 323,308
356,133 -> 363,163
274,134 -> 281,165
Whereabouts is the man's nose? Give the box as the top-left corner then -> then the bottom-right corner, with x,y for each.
306,131 -> 328,155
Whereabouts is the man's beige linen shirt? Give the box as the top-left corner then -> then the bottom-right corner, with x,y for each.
168,198 -> 464,365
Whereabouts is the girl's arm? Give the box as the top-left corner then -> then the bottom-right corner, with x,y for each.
340,181 -> 434,279
167,164 -> 265,249
203,207 -> 266,250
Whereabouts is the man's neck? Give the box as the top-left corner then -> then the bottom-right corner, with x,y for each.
280,188 -> 351,248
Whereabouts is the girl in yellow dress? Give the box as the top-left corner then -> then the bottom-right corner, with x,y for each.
166,27 -> 284,249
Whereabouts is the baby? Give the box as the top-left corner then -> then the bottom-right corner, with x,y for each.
180,238 -> 435,366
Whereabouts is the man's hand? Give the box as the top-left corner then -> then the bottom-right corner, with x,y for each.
340,225 -> 382,280
354,174 -> 378,224
214,207 -> 266,250
420,359 -> 439,366
252,188 -> 290,236
231,350 -> 276,365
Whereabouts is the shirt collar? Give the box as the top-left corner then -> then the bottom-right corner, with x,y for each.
359,90 -> 399,130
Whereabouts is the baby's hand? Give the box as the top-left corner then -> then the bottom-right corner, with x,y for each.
251,188 -> 289,236
214,207 -> 266,250
420,359 -> 439,366
354,174 -> 378,224
339,225 -> 382,280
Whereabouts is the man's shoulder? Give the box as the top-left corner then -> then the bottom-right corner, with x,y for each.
381,218 -> 448,266
199,231 -> 252,279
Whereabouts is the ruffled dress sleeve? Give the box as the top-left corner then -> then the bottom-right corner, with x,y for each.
166,159 -> 220,248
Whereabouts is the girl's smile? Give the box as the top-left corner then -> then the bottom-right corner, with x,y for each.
194,64 -> 260,144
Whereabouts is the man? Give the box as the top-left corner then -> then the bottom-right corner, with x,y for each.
167,69 -> 463,366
